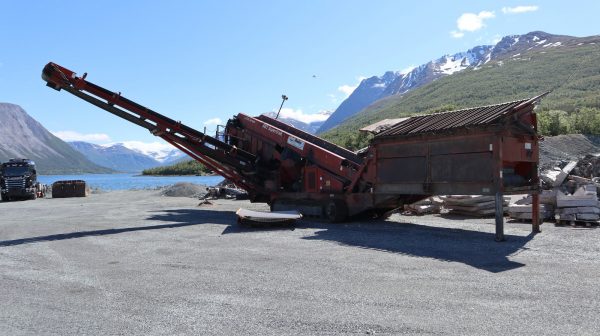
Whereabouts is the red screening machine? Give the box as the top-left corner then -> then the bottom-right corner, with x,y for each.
42,62 -> 544,239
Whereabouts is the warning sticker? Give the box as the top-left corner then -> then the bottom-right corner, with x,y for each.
287,136 -> 305,150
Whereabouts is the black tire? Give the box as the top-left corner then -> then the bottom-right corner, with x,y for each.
0,193 -> 5,202
325,200 -> 348,223
30,193 -> 37,200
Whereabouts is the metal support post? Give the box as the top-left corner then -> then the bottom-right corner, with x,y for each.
532,193 -> 541,233
495,191 -> 505,242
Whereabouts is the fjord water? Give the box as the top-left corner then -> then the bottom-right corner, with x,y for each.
38,174 -> 224,191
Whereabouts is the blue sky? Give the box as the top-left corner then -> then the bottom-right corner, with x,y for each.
1,1 -> 598,148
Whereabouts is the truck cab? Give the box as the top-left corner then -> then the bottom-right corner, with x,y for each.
0,159 -> 39,201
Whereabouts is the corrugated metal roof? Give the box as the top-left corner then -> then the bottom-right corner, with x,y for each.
360,118 -> 409,134
376,93 -> 547,137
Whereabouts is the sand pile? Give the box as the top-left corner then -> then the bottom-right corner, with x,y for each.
161,182 -> 207,198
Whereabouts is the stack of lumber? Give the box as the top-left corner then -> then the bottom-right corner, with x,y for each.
404,197 -> 442,215
441,195 -> 509,217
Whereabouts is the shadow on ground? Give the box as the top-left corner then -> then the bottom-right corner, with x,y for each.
1,207 -> 534,273
301,220 -> 533,273
148,209 -> 535,273
0,208 -> 235,248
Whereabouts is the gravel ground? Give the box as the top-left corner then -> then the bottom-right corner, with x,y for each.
0,191 -> 599,335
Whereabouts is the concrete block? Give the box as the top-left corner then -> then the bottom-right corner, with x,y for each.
557,207 -> 600,215
562,161 -> 578,175
541,189 -> 558,205
573,184 -> 597,197
577,213 -> 600,221
542,161 -> 578,187
556,192 -> 599,208
508,204 -> 553,213
555,213 -> 576,221
542,169 -> 566,187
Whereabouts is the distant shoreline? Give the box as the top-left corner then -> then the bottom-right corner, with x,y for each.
37,173 -> 224,192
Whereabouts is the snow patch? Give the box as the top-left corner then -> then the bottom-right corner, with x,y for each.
105,141 -> 182,163
543,42 -> 562,48
484,53 -> 492,64
436,56 -> 467,75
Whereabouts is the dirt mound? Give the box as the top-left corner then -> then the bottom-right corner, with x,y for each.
540,134 -> 600,170
161,182 -> 207,198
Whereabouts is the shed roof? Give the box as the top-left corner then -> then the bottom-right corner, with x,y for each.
375,93 -> 547,138
360,118 -> 408,134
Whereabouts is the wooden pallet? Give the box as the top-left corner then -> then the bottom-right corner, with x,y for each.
555,219 -> 599,227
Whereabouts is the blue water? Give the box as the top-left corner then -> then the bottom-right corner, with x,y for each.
38,174 -> 224,191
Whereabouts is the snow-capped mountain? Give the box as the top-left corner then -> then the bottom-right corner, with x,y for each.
112,141 -> 186,163
317,31 -> 572,133
69,141 -> 187,172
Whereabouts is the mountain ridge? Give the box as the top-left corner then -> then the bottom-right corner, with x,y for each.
321,32 -> 600,148
317,31 -> 574,133
0,103 -> 113,174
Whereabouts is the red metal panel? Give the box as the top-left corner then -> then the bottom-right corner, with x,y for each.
377,157 -> 427,183
236,114 -> 359,181
430,152 -> 493,183
377,143 -> 428,158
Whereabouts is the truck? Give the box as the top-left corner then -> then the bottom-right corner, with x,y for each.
0,159 -> 39,201
42,62 -> 544,240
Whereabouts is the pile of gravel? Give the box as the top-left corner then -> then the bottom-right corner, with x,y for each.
160,182 -> 207,198
540,134 -> 600,170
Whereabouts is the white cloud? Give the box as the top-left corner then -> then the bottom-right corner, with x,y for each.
328,93 -> 339,104
338,84 -> 358,97
456,11 -> 495,32
52,130 -> 112,143
450,30 -> 465,38
491,34 -> 502,44
277,108 -> 330,124
502,5 -> 539,14
203,118 -> 223,126
337,76 -> 366,98
400,65 -> 417,74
